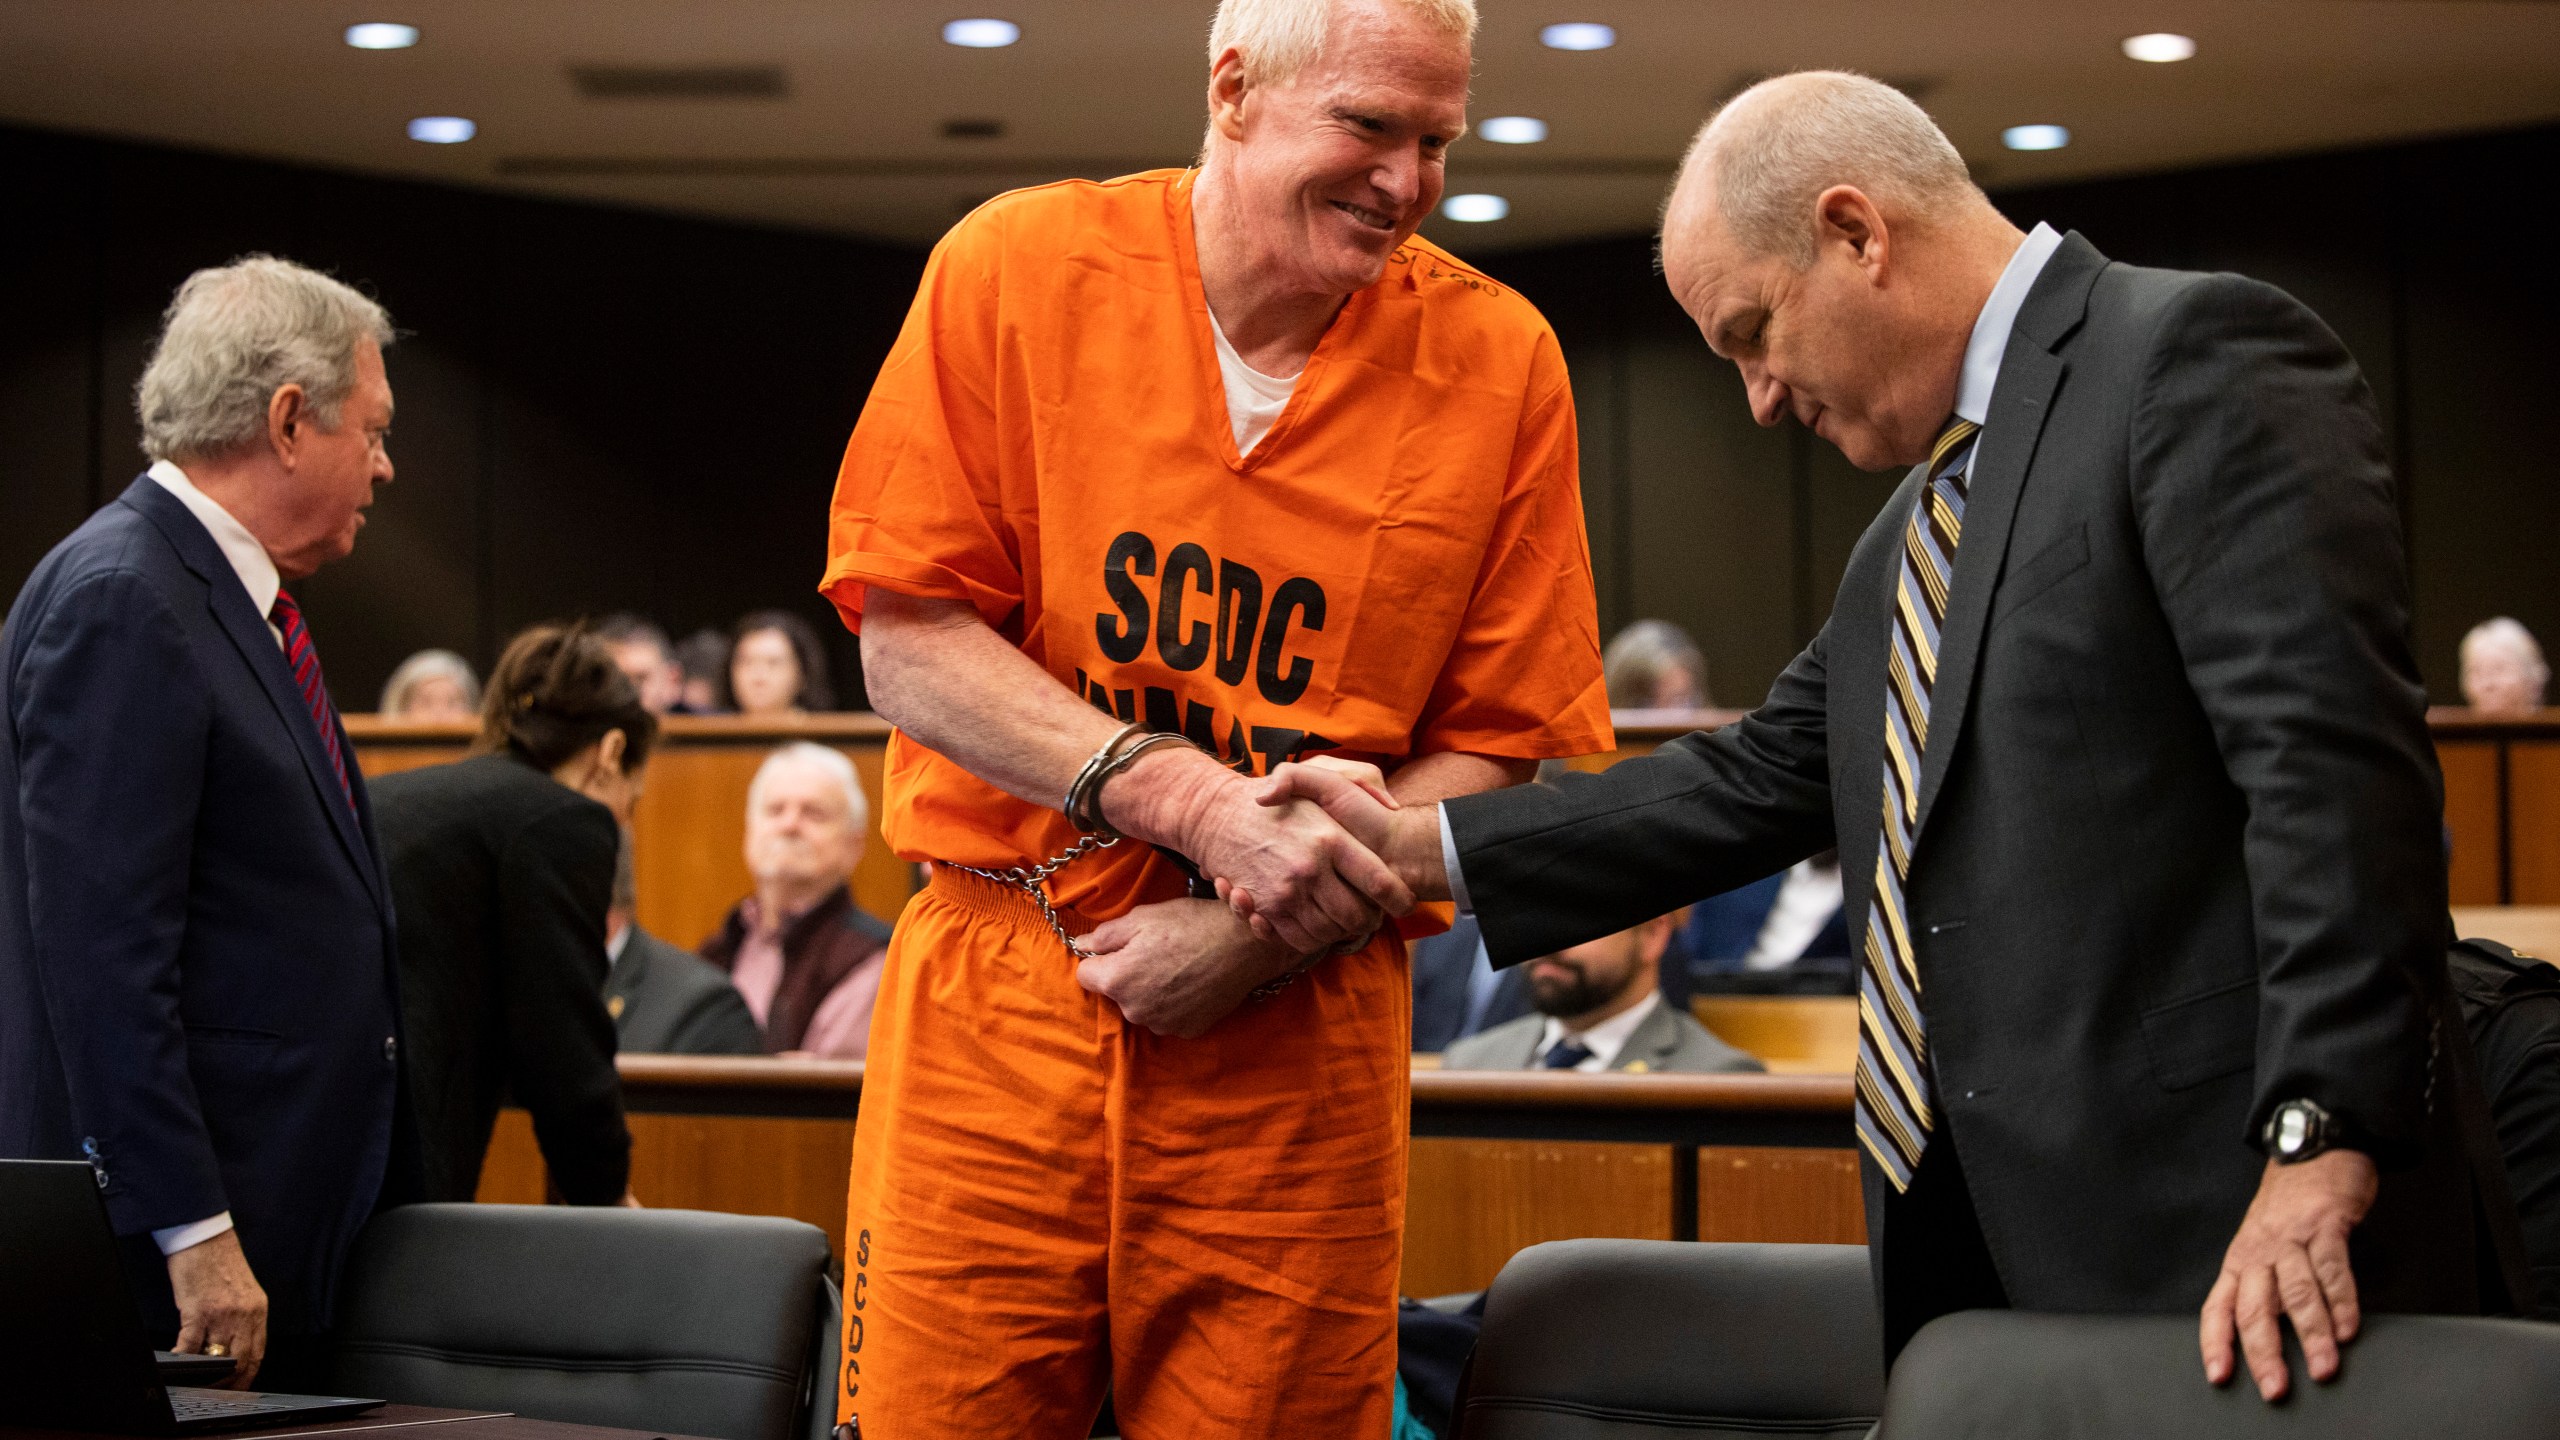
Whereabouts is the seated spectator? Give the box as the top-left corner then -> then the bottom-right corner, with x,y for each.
1603,618 -> 1708,710
379,647 -> 480,721
1670,852 -> 1854,1006
370,623 -> 644,1204
1411,914 -> 1529,1053
700,742 -> 892,1058
674,628 -> 730,713
603,829 -> 761,1056
727,609 -> 835,718
596,612 -> 686,715
1442,914 -> 1763,1074
2463,616 -> 2549,715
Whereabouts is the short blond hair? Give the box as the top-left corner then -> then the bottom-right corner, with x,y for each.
1207,0 -> 1476,88
1685,70 -> 1982,267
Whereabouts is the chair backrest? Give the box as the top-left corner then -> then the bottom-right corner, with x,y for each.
1458,1240 -> 1883,1440
334,1204 -> 833,1440
1878,1310 -> 2560,1439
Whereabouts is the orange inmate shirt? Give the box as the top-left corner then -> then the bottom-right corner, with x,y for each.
820,168 -> 1613,919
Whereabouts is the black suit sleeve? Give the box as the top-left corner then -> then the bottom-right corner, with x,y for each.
1450,621 -> 1838,968
667,983 -> 765,1057
2130,274 -> 2444,1158
497,802 -> 631,1203
13,570 -> 228,1233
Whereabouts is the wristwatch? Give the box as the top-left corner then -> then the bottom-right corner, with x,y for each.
2260,1098 -> 2341,1164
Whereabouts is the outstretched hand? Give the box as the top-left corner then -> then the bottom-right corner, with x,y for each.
1221,758 -> 1406,944
1179,757 -> 1410,954
2199,1150 -> 2377,1402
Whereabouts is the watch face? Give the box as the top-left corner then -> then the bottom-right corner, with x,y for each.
2275,1106 -> 2311,1156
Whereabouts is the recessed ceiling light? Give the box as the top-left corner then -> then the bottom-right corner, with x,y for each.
942,18 -> 1020,48
344,22 -> 419,50
407,116 -> 476,144
1539,22 -> 1615,51
1479,115 -> 1549,145
1442,193 -> 1510,223
2121,32 -> 2196,63
2002,124 -> 2070,152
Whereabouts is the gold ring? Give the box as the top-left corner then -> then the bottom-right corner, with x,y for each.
205,1343 -> 228,1358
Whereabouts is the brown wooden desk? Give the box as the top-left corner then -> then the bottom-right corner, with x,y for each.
477,1056 -> 1862,1297
0,1404 -> 712,1440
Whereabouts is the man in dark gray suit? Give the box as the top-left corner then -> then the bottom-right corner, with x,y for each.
602,835 -> 761,1056
1442,913 -> 1759,1075
1242,71 -> 2524,1401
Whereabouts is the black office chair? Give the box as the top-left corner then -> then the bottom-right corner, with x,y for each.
1454,1240 -> 1884,1439
333,1203 -> 838,1440
1877,1309 -> 2560,1438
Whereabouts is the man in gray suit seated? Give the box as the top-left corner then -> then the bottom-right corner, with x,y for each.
1443,913 -> 1761,1075
601,834 -> 760,1056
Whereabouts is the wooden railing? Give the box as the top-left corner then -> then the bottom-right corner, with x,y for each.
2430,709 -> 2560,905
476,1057 -> 1861,1296
357,708 -> 2559,936
347,714 -> 913,946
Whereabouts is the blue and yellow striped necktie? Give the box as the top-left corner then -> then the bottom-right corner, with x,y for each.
1856,415 -> 1980,1193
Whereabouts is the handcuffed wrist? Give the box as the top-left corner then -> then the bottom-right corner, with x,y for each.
1106,745 -> 1237,853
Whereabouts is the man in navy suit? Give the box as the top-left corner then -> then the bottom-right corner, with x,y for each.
0,255 -> 405,1391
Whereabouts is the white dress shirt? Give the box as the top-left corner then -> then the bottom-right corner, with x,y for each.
141,459 -> 286,1257
1533,991 -> 1661,1072
1442,222 -> 2066,915
1743,858 -> 1847,969
148,459 -> 283,650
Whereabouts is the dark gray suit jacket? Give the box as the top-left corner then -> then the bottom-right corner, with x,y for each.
1450,234 -> 2524,1317
1443,1000 -> 1763,1074
608,927 -> 762,1056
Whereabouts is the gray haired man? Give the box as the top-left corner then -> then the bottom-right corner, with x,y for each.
0,254 -> 405,1390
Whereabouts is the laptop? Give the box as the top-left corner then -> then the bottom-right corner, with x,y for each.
0,1160 -> 385,1434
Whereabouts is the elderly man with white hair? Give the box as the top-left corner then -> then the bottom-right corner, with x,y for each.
0,255 -> 403,1393
698,742 -> 893,1059
1271,69 -> 2530,1406
2461,616 -> 2550,715
817,0 -> 1610,1430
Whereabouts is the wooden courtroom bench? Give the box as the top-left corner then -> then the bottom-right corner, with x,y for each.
478,1058 -> 1862,1296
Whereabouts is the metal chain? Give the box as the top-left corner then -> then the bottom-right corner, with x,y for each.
945,834 -> 1120,959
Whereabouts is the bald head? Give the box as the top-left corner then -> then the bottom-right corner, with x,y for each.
1655,70 -> 2025,473
1670,71 -> 1985,268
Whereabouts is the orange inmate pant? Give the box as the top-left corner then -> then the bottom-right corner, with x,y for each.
837,869 -> 1409,1439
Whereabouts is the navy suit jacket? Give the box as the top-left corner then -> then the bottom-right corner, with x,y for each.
1409,916 -> 1529,1052
0,475 -> 405,1336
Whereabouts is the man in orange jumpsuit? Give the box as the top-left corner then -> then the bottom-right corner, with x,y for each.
819,0 -> 1612,1434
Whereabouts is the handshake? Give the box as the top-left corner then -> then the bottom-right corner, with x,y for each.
1108,749 -> 1440,957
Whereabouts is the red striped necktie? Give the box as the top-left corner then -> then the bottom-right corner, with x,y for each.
269,589 -> 357,816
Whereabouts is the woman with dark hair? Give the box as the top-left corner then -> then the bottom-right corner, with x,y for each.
369,623 -> 659,1204
726,609 -> 835,716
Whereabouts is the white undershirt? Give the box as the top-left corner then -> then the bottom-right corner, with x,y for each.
1207,311 -> 1299,457
1533,991 -> 1662,1073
